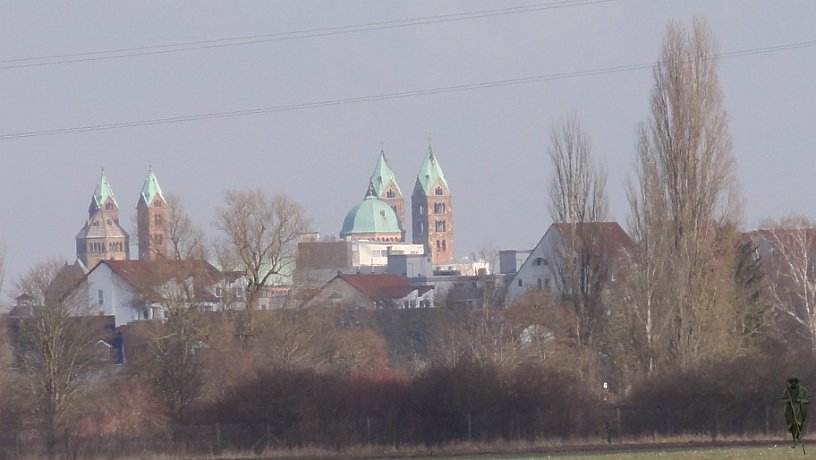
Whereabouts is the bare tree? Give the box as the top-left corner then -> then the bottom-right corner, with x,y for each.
127,260 -> 210,431
546,115 -> 611,347
547,114 -> 607,224
13,258 -> 100,457
759,215 -> 816,353
215,189 -> 310,310
625,17 -> 741,370
166,194 -> 208,260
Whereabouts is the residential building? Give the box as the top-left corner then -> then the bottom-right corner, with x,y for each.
507,222 -> 633,301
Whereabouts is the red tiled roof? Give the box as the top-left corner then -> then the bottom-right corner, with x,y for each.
94,259 -> 225,303
551,222 -> 633,257
337,273 -> 431,300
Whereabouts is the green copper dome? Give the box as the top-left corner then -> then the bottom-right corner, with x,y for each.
416,146 -> 449,195
340,184 -> 402,237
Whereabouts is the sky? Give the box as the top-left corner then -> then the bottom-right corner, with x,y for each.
1,0 -> 814,300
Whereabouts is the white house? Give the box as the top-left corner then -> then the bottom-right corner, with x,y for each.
507,222 -> 633,302
300,273 -> 434,310
75,259 -> 234,326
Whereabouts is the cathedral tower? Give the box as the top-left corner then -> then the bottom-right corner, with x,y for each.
137,168 -> 168,260
369,149 -> 405,231
411,146 -> 454,265
76,170 -> 130,268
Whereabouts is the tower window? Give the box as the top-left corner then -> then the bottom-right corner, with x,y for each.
434,203 -> 446,214
436,240 -> 441,251
154,234 -> 163,244
97,289 -> 104,305
386,189 -> 395,198
418,222 -> 424,234
419,204 -> 424,216
435,186 -> 444,196
435,220 -> 446,232
442,240 -> 447,251
154,214 -> 163,225
154,199 -> 162,207
105,202 -> 113,210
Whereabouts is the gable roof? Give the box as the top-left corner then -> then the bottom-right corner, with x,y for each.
551,221 -> 633,258
337,273 -> 433,300
91,259 -> 224,303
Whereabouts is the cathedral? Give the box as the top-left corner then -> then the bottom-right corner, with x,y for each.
340,146 -> 454,265
75,168 -> 168,269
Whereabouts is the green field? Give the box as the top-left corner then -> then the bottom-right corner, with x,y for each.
401,445 -> 812,459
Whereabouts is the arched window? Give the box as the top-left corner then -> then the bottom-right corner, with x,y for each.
386,189 -> 395,198
419,204 -> 424,215
435,186 -> 444,196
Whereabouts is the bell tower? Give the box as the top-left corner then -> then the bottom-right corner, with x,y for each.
412,146 -> 454,265
76,170 -> 130,268
137,168 -> 168,260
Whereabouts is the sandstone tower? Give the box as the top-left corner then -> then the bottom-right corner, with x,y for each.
411,146 -> 453,265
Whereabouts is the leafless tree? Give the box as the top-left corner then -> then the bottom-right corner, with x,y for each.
215,190 -> 310,310
13,258 -> 100,457
625,17 -> 741,370
166,194 -> 208,260
759,215 -> 816,353
128,260 -> 210,431
547,114 -> 607,224
546,115 -> 611,347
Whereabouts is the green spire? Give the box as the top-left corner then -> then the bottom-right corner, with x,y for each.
370,150 -> 402,196
140,167 -> 166,205
416,145 -> 449,195
92,169 -> 118,209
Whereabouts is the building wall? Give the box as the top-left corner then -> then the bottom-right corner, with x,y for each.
411,180 -> 454,265
137,196 -> 168,260
506,228 -> 561,301
84,264 -> 152,327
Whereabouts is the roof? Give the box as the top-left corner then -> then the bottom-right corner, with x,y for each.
337,273 -> 433,299
370,150 -> 402,197
89,170 -> 118,213
551,222 -> 633,257
139,168 -> 166,205
340,184 -> 402,236
92,259 -> 224,304
415,146 -> 449,195
75,212 -> 130,240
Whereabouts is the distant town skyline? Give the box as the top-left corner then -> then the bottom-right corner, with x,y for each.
2,0 -> 815,299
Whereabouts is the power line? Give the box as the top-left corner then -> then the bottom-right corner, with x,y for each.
1,39 -> 813,141
1,0 -> 613,70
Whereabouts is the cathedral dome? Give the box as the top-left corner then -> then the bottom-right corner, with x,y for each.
340,187 -> 402,240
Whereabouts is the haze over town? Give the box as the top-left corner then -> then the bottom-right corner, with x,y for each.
1,0 -> 814,297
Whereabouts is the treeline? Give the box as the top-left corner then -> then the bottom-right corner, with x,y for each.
0,344 -> 806,458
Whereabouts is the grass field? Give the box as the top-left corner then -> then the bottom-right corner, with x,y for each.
401,444 -> 811,460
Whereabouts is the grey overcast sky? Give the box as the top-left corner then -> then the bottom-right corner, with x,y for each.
1,0 -> 814,299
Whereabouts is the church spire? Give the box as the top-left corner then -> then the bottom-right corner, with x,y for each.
89,169 -> 119,217
369,149 -> 402,196
368,148 -> 405,231
139,166 -> 166,205
137,167 -> 168,260
416,144 -> 449,195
